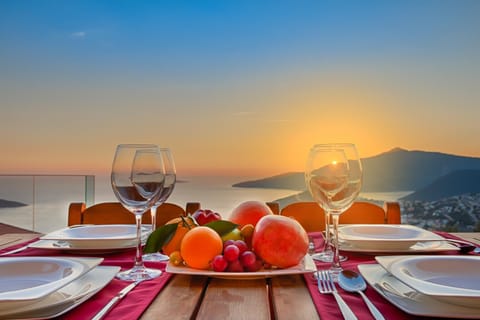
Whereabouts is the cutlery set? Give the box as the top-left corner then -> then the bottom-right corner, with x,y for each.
316,269 -> 386,320
317,270 -> 358,320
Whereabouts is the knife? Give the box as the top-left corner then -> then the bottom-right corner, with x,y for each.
92,280 -> 142,320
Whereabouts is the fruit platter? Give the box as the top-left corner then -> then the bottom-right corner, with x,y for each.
166,254 -> 316,280
144,201 -> 315,278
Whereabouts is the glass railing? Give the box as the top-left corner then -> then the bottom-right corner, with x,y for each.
0,175 -> 95,233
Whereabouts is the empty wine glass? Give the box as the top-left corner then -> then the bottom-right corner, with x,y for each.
143,148 -> 177,262
111,144 -> 165,281
306,146 -> 347,262
306,143 -> 363,278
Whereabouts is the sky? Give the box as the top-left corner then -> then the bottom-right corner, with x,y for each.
1,0 -> 480,178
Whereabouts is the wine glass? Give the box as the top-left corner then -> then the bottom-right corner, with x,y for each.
306,146 -> 348,263
143,148 -> 177,262
111,144 -> 165,281
306,143 -> 363,278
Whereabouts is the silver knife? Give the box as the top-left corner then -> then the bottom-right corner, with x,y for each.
92,280 -> 143,320
0,240 -> 41,256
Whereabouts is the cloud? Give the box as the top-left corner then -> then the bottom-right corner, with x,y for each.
70,31 -> 86,39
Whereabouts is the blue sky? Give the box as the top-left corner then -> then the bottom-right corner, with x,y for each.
1,0 -> 480,177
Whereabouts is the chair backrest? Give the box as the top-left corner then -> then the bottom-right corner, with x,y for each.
279,201 -> 401,232
68,202 -> 201,227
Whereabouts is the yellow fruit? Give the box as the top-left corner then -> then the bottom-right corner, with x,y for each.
221,228 -> 243,242
240,224 -> 254,238
169,250 -> 183,266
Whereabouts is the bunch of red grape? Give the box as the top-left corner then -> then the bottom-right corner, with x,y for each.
211,239 -> 263,272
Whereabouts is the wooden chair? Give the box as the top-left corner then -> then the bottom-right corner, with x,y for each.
279,201 -> 401,232
68,202 -> 201,228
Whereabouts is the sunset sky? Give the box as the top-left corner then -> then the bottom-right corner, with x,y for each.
1,0 -> 480,178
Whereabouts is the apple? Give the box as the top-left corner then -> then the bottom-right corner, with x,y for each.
192,209 -> 222,226
252,215 -> 308,268
229,201 -> 273,228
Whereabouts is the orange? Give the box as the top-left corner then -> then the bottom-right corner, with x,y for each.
162,216 -> 196,256
180,226 -> 223,270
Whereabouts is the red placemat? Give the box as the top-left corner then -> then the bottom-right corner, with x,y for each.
0,238 -> 172,319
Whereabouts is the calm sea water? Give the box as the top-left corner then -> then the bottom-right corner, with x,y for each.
0,175 -> 411,233
0,175 -> 300,233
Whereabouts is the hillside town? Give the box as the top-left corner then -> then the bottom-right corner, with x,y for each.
399,193 -> 480,232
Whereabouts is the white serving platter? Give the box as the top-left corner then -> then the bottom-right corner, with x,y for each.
377,255 -> 480,308
0,257 -> 102,303
359,264 -> 480,318
40,224 -> 150,249
0,266 -> 119,319
338,224 -> 444,250
166,255 -> 317,280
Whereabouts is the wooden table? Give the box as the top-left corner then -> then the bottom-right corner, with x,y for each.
1,224 -> 478,320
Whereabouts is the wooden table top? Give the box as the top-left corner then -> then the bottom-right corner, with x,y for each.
1,223 -> 478,320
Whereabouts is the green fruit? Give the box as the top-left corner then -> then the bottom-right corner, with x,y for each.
221,228 -> 243,242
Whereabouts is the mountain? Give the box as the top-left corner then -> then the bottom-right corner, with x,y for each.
0,199 -> 27,208
361,148 -> 480,192
233,148 -> 480,194
400,169 -> 480,201
232,172 -> 305,190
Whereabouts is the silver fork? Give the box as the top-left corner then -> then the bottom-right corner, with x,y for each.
317,270 -> 358,320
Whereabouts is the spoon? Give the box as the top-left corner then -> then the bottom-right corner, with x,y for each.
338,270 -> 385,320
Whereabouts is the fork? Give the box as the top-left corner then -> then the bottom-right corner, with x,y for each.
317,270 -> 358,320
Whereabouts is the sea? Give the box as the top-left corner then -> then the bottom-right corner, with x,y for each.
0,175 -> 411,233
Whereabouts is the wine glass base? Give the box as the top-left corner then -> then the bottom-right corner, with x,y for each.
312,252 -> 347,263
116,266 -> 162,282
329,266 -> 343,281
143,252 -> 170,262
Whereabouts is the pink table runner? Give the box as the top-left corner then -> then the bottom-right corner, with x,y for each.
0,238 -> 172,319
304,231 -> 479,320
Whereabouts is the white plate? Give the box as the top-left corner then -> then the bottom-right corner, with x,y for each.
41,224 -> 150,249
359,264 -> 480,318
29,239 -> 138,254
338,224 -> 444,250
1,266 -> 119,319
340,239 -> 458,253
378,255 -> 480,308
0,257 -> 103,303
166,255 -> 317,280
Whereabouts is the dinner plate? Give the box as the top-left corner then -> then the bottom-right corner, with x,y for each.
358,264 -> 480,318
0,257 -> 103,303
377,255 -> 480,308
338,224 -> 444,250
41,224 -> 150,249
1,266 -> 120,319
166,255 -> 317,280
340,239 -> 458,253
28,239 -> 138,254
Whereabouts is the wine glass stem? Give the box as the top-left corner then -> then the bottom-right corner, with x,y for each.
134,214 -> 145,270
324,210 -> 332,253
151,206 -> 157,232
331,214 -> 342,273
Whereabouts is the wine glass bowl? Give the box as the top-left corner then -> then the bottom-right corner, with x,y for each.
111,144 -> 165,281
